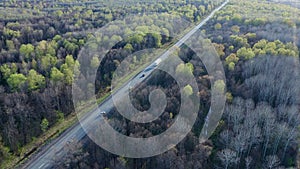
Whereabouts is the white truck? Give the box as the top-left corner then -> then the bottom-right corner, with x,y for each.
153,58 -> 162,67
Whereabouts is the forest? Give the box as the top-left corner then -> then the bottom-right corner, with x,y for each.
0,0 -> 300,168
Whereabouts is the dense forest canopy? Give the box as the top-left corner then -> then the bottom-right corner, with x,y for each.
0,0 -> 299,168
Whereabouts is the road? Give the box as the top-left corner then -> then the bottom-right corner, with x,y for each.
20,1 -> 229,168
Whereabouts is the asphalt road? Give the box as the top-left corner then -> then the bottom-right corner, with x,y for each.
20,1 -> 229,168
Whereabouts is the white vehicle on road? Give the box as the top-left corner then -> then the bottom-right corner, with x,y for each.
154,58 -> 162,66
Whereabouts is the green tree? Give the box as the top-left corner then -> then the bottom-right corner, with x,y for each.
199,5 -> 206,15
252,17 -> 266,26
85,9 -> 93,18
104,13 -> 113,21
151,33 -> 162,47
4,28 -> 20,38
7,73 -> 27,91
63,67 -> 74,85
0,136 -> 11,164
128,33 -> 144,44
186,63 -> 194,73
40,118 -> 49,132
266,42 -> 276,50
6,40 -> 15,51
111,35 -> 122,43
228,62 -> 235,71
62,55 -> 80,75
237,47 -> 255,60
230,35 -> 249,48
53,35 -> 62,42
226,92 -> 233,103
47,41 -> 57,56
262,41 -> 277,55
78,39 -> 85,46
176,63 -> 193,76
245,33 -> 256,40
56,111 -> 64,123
253,48 -> 266,56
232,14 -> 242,23
36,40 -> 48,57
60,56 -> 80,85
213,80 -> 225,94
65,54 -> 75,67
40,54 -> 57,72
253,39 -> 267,49
225,53 -> 239,65
136,26 -> 149,34
32,59 -> 37,70
21,61 -> 28,74
169,112 -> 174,119
183,85 -> 193,96
50,67 -> 64,83
231,25 -> 240,33
161,28 -> 170,40
213,43 -> 225,57
19,44 -> 34,59
0,64 -> 12,80
27,69 -> 45,91
124,43 -> 133,51
90,55 -> 100,69
55,10 -> 63,17
229,45 -> 234,51
11,63 -> 17,73
214,23 -> 222,30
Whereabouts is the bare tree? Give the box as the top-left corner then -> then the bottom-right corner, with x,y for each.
271,123 -> 288,156
257,104 -> 275,158
244,105 -> 262,156
224,97 -> 244,128
219,130 -> 232,148
246,124 -> 261,156
230,129 -> 248,160
243,56 -> 300,107
281,110 -> 300,160
218,149 -> 239,169
264,155 -> 280,169
245,156 -> 252,169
